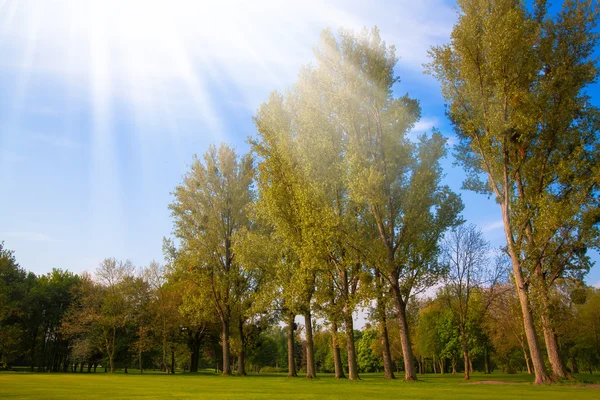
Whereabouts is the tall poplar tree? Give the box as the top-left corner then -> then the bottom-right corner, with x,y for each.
427,0 -> 600,383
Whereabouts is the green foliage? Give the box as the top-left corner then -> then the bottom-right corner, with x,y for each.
356,329 -> 382,373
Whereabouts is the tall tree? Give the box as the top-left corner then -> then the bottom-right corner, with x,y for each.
253,92 -> 325,379
169,144 -> 254,376
427,0 -> 600,383
316,27 -> 464,381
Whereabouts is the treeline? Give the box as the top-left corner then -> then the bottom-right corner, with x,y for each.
1,240 -> 599,378
1,0 -> 599,384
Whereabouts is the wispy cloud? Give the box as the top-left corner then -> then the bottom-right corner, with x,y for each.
412,117 -> 438,134
482,220 -> 504,233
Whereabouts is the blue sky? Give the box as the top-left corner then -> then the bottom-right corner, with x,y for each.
0,0 -> 598,287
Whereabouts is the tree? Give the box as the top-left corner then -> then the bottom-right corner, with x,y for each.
356,329 -> 383,373
0,242 -> 29,369
169,144 -> 254,376
327,27 -> 464,380
440,224 -> 503,379
254,27 -> 462,381
427,0 -> 600,383
253,92 -> 325,379
95,258 -> 134,373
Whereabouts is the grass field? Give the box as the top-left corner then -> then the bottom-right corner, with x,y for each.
1,370 -> 599,399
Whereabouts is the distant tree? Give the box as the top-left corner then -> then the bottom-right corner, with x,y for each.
0,242 -> 28,369
356,329 -> 383,373
169,144 -> 254,376
440,224 -> 503,379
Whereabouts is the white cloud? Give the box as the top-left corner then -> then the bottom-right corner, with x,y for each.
412,117 -> 438,134
482,220 -> 504,233
594,280 -> 600,289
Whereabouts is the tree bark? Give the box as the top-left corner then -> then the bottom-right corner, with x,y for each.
287,314 -> 297,377
344,306 -> 359,380
237,317 -> 246,376
379,312 -> 395,379
538,289 -> 570,379
462,338 -> 470,380
304,310 -> 316,379
221,319 -> 231,375
330,321 -> 345,379
375,271 -> 395,380
503,205 -> 550,384
521,344 -> 532,375
390,281 -> 417,381
570,357 -> 578,374
171,348 -> 175,374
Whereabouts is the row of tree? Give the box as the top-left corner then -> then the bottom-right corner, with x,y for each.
2,237 -> 599,378
1,0 -> 598,384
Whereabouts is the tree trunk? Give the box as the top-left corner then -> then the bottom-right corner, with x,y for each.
375,272 -> 395,380
110,327 -> 116,373
287,314 -> 297,377
522,345 -> 532,375
503,206 -> 550,384
30,326 -> 38,372
570,357 -> 578,374
462,338 -> 470,380
344,306 -> 359,381
390,281 -> 417,381
221,319 -> 231,376
171,348 -> 175,374
139,349 -> 143,374
484,345 -> 490,374
539,296 -> 570,379
237,317 -> 246,376
379,313 -> 395,379
109,356 -> 114,374
452,358 -> 456,374
330,321 -> 345,379
433,356 -> 437,374
189,329 -> 201,373
304,310 -> 316,379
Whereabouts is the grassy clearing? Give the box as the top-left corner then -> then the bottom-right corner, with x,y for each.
0,371 -> 598,399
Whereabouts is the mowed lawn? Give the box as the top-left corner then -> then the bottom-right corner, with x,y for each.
1,371 -> 599,400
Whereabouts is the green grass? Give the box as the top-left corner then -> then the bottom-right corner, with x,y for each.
0,370 -> 598,399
